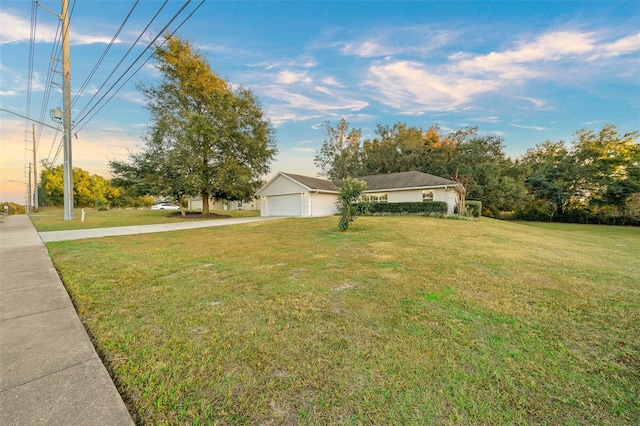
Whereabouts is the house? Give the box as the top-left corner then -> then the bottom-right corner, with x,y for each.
256,171 -> 466,217
188,197 -> 260,212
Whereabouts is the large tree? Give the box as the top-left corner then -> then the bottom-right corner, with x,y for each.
520,125 -> 639,221
113,36 -> 277,215
315,121 -> 527,215
521,140 -> 579,218
314,118 -> 362,180
572,124 -> 640,209
39,162 -> 116,208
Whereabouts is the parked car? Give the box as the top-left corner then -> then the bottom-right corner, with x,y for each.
151,202 -> 180,210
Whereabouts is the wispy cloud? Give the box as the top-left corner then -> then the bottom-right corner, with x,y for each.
313,86 -> 334,96
366,60 -> 499,113
276,70 -> 312,84
0,10 -> 118,45
338,26 -> 456,58
363,28 -> 639,114
0,11 -> 57,44
119,91 -> 146,105
453,30 -> 599,80
472,116 -> 501,123
259,54 -> 318,70
517,97 -> 547,109
321,76 -> 342,87
589,32 -> 640,60
510,123 -> 549,131
292,147 -> 316,153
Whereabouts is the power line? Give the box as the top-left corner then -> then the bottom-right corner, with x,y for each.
35,0 -> 76,166
36,4 -> 63,165
25,1 -> 37,139
31,0 -> 205,165
73,0 -> 205,132
72,0 -> 170,128
71,0 -> 140,109
25,0 -> 38,176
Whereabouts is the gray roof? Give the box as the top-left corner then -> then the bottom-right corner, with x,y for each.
281,172 -> 338,191
353,171 -> 463,192
282,170 -> 464,193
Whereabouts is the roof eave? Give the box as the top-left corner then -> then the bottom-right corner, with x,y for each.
363,183 -> 464,193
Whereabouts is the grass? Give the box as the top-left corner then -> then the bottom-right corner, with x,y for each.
30,207 -> 259,232
45,216 -> 640,424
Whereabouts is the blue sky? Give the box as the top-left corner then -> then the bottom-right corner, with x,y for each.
1,0 -> 639,204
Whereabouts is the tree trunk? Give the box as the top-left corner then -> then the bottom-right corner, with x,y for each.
202,191 -> 210,216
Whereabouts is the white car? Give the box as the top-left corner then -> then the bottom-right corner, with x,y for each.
151,202 -> 180,210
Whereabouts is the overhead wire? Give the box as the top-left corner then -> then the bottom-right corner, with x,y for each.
70,0 -> 140,109
33,0 -> 205,165
73,0 -> 206,134
36,0 -> 64,165
73,0 -> 199,132
24,0 -> 38,176
72,0 -> 169,127
25,1 -> 37,138
39,0 -> 76,166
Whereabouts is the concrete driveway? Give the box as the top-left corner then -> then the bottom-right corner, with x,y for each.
39,216 -> 284,242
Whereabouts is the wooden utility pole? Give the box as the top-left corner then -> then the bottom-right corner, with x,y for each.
27,163 -> 32,214
32,124 -> 38,210
61,0 -> 73,220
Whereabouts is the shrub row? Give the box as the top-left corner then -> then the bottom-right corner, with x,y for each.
465,200 -> 482,217
514,202 -> 640,226
365,201 -> 448,215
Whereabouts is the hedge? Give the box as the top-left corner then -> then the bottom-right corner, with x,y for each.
366,201 -> 448,215
465,200 -> 482,217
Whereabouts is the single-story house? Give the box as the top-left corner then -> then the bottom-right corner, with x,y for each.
188,197 -> 259,212
256,171 -> 466,217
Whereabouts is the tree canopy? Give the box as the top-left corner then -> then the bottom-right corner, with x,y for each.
110,36 -> 277,215
39,162 -> 119,208
314,119 -> 639,224
314,121 -> 529,215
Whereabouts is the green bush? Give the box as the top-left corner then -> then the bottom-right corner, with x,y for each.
565,206 -> 596,224
337,178 -> 367,231
466,201 -> 482,217
1,202 -> 25,215
366,201 -> 447,215
514,200 -> 555,222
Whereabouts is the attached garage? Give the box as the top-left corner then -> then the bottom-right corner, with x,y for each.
256,172 -> 339,217
264,193 -> 302,217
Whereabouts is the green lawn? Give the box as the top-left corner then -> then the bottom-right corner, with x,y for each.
46,216 -> 640,424
30,207 -> 259,231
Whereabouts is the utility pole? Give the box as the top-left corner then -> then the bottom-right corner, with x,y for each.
27,163 -> 32,214
32,124 -> 38,210
37,0 -> 73,219
61,0 -> 73,220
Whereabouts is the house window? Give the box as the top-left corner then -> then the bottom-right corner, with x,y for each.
362,193 -> 388,203
422,190 -> 434,202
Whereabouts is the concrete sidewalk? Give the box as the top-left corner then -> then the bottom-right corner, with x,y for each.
0,215 -> 135,425
40,216 -> 284,242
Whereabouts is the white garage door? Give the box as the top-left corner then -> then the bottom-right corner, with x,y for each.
266,194 -> 302,216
